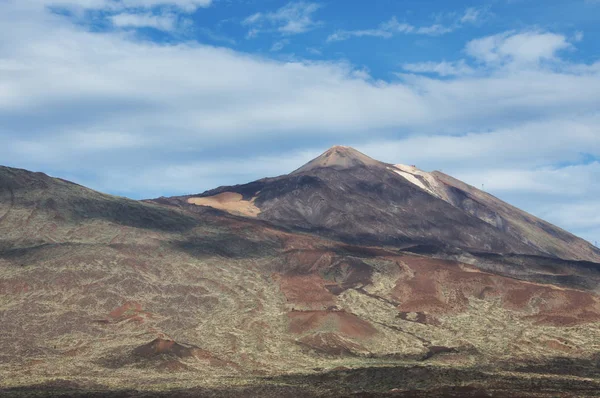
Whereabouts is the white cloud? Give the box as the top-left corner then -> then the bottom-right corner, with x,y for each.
243,13 -> 262,25
357,116 -> 600,172
403,31 -> 580,78
33,0 -> 211,34
242,2 -> 322,37
122,0 -> 212,10
543,201 -> 600,231
327,17 -> 413,42
465,31 -> 571,66
1,12 -> 598,155
43,0 -> 212,12
537,198 -> 600,246
8,130 -> 149,166
460,7 -> 484,23
415,24 -> 453,35
270,39 -> 290,52
327,7 -> 486,42
401,60 -> 475,76
454,163 -> 600,196
568,61 -> 600,75
90,149 -> 321,197
326,29 -> 388,42
111,12 -> 177,31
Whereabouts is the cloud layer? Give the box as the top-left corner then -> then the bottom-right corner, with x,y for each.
0,1 -> 598,244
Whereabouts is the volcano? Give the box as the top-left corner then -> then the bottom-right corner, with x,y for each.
162,146 -> 600,262
1,147 -> 600,397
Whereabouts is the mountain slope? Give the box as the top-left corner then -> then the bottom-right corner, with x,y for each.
381,162 -> 600,262
432,170 -> 599,261
0,166 -> 198,250
164,146 -> 600,262
2,158 -> 600,396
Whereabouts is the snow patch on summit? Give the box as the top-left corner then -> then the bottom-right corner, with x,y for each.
389,164 -> 445,199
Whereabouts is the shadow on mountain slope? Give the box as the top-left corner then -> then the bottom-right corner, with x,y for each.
3,359 -> 600,397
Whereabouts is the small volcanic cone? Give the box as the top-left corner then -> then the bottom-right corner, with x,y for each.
133,338 -> 196,359
131,338 -> 239,370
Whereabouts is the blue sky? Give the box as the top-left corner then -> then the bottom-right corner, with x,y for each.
0,0 -> 599,245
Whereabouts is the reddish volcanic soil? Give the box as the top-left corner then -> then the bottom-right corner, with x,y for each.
392,255 -> 600,325
108,301 -> 153,323
277,273 -> 336,310
288,310 -> 378,338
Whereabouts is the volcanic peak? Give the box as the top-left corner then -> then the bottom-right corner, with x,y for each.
291,145 -> 383,174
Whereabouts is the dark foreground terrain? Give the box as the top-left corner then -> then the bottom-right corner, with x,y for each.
3,362 -> 600,397
1,147 -> 600,396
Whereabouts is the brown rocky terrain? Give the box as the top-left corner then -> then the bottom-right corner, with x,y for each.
1,147 -> 600,397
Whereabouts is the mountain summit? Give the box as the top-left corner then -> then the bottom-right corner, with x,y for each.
292,145 -> 384,174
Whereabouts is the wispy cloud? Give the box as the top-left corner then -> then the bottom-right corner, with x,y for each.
110,12 -> 178,31
42,0 -> 212,33
327,7 -> 486,42
327,18 -> 413,41
460,7 -> 486,23
270,39 -> 290,52
46,0 -> 213,12
401,60 -> 475,77
402,30 -> 575,77
242,1 -> 322,37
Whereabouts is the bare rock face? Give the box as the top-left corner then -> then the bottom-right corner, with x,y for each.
2,148 -> 600,396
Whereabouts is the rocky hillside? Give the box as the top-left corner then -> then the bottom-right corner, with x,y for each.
1,150 -> 600,397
